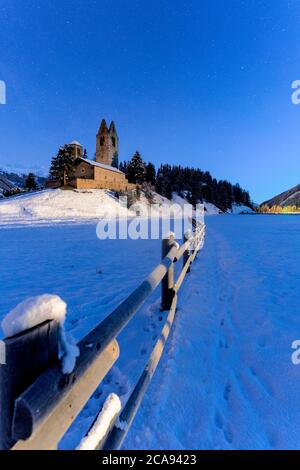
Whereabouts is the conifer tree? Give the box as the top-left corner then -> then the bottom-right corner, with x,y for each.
145,162 -> 156,185
111,153 -> 119,169
127,151 -> 147,184
25,172 -> 38,191
119,161 -> 128,175
49,145 -> 74,185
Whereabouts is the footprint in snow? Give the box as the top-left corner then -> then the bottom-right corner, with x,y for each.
224,427 -> 234,444
223,381 -> 232,401
214,410 -> 224,429
257,336 -> 266,348
249,367 -> 274,397
94,389 -> 103,399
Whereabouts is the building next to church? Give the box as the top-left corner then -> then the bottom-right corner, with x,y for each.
46,119 -> 135,192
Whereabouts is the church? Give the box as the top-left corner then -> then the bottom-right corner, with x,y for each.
47,119 -> 135,192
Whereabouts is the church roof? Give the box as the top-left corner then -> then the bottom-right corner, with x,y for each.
75,157 -> 124,174
69,140 -> 82,146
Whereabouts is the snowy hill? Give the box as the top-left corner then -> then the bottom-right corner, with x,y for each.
171,193 -> 223,215
0,189 -> 131,225
0,188 -> 185,225
0,188 -> 248,226
262,183 -> 300,208
230,203 -> 254,214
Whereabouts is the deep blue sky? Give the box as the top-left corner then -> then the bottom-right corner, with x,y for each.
0,0 -> 300,202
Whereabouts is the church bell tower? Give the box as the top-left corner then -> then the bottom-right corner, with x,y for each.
96,119 -> 119,166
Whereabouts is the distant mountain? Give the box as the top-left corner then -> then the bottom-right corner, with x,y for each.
0,175 -> 15,195
0,167 -> 47,192
0,163 -> 48,178
262,184 -> 300,208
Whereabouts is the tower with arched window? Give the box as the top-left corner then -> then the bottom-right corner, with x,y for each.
95,119 -> 119,166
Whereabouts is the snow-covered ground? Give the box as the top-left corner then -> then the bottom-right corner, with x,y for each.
124,215 -> 300,450
0,188 -> 226,227
172,193 -> 223,215
0,189 -> 131,226
0,189 -> 178,226
1,214 -> 297,449
0,222 -> 171,448
230,203 -> 254,214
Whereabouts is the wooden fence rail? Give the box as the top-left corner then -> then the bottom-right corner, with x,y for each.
0,220 -> 206,450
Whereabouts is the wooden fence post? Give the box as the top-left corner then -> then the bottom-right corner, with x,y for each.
183,232 -> 191,274
0,320 -> 59,450
161,235 -> 175,311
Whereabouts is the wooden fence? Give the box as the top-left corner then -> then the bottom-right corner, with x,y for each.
0,221 -> 206,450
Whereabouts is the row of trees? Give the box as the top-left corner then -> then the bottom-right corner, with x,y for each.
119,151 -> 253,211
258,204 -> 300,213
47,145 -> 253,211
119,152 -> 156,186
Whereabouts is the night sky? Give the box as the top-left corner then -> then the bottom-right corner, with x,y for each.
1,0 -> 300,202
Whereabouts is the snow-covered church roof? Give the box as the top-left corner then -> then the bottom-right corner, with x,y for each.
69,140 -> 82,146
75,157 -> 124,174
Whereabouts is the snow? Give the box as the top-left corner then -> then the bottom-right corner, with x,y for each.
0,189 -> 132,225
1,294 -> 67,337
1,294 -> 79,374
70,140 -> 82,146
76,393 -> 121,450
172,193 -> 223,216
204,201 -> 223,215
123,215 -> 300,450
59,327 -> 80,374
230,203 -> 254,214
0,222 -> 182,448
0,188 -> 222,227
77,158 -> 124,174
0,211 -> 298,449
172,193 -> 253,215
171,193 -> 188,207
172,193 -> 223,215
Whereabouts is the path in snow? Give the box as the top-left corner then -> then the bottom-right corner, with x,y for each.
124,215 -> 300,450
0,215 -> 299,449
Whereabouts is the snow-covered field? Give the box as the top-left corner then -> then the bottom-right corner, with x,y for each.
0,213 -> 297,449
0,188 -> 245,227
124,215 -> 300,450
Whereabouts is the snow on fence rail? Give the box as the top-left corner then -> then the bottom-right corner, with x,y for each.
0,221 -> 206,450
